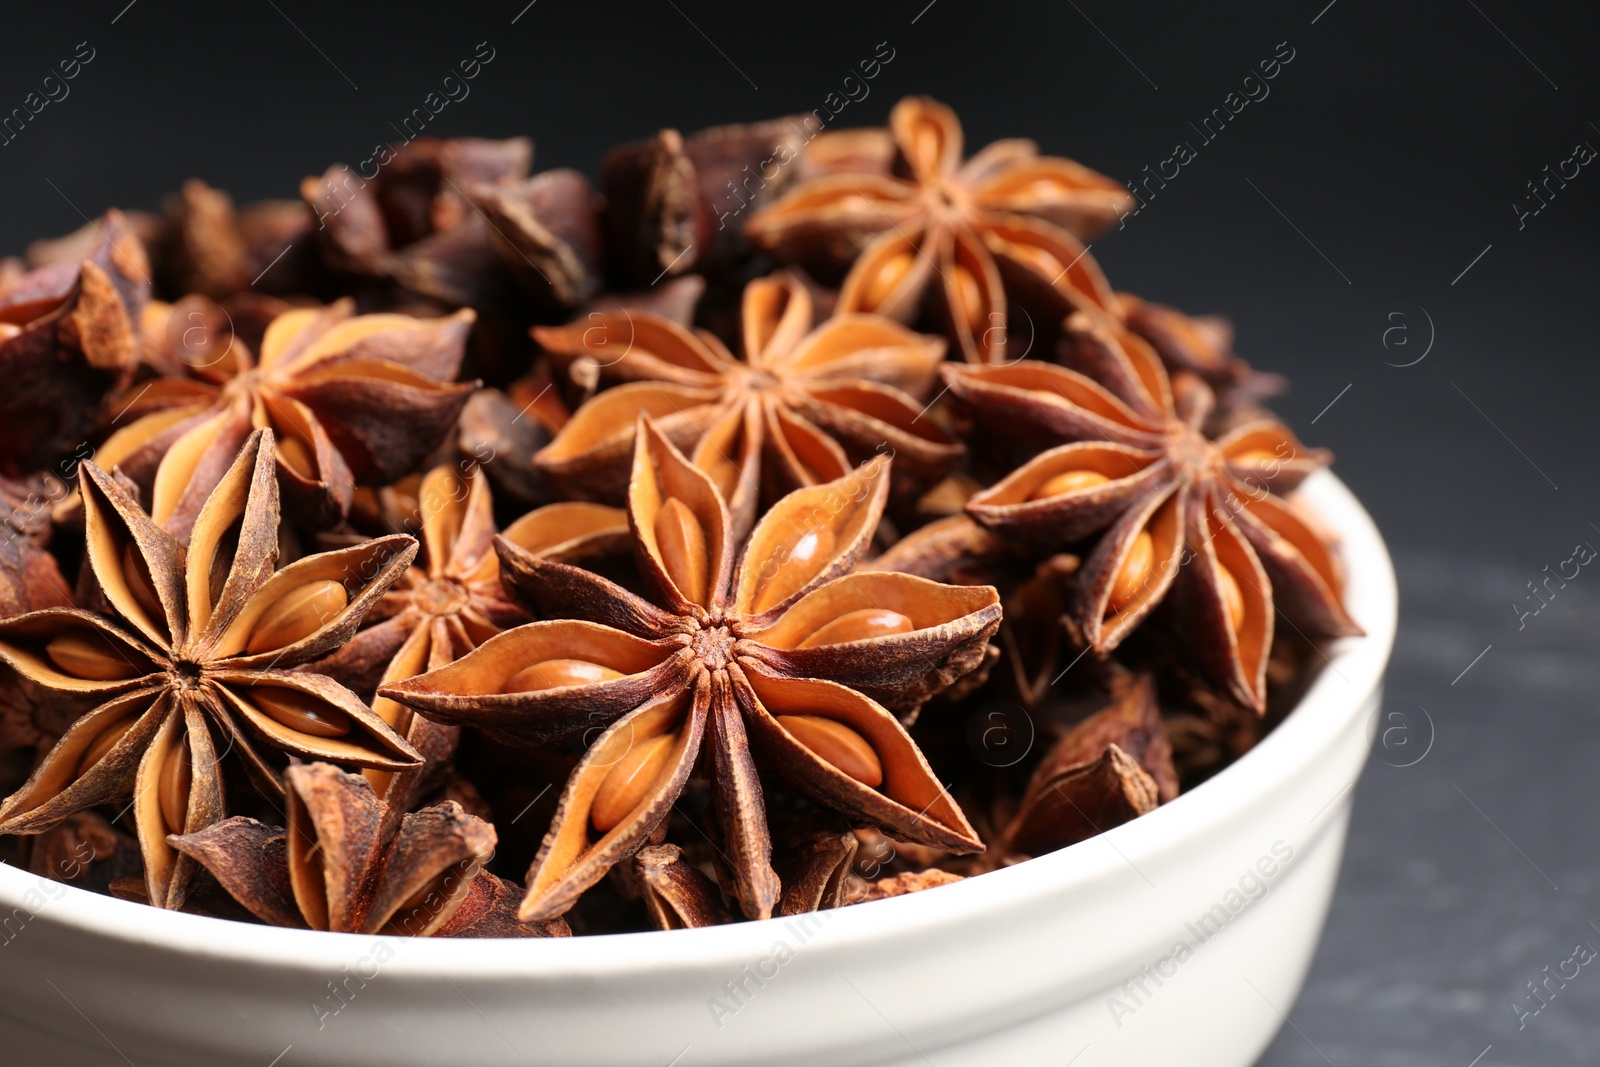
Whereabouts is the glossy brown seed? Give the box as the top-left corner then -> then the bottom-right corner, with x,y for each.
75,717 -> 137,776
45,633 -> 141,680
654,497 -> 709,605
160,735 -> 191,834
1107,531 -> 1154,616
750,526 -> 836,614
862,250 -> 915,311
1029,470 -> 1110,502
275,435 -> 317,480
123,543 -> 164,622
246,580 -> 349,654
1217,563 -> 1245,632
591,733 -> 677,832
251,687 -> 355,738
948,264 -> 984,331
1230,448 -> 1279,466
776,715 -> 883,788
797,608 -> 915,648
504,658 -> 624,694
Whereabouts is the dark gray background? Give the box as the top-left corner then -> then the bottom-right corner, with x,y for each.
1,1 -> 1595,1064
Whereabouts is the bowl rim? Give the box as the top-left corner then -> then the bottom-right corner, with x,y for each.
0,469 -> 1397,979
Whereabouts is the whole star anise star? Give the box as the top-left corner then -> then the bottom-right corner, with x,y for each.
533,270 -> 961,537
945,312 -> 1362,711
310,462 -> 627,818
0,430 -> 421,909
96,299 -> 476,540
172,761 -> 566,937
381,418 -> 1000,921
746,96 -> 1132,364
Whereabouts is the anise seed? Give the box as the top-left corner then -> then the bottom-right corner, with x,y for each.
797,608 -> 914,648
862,251 -> 915,311
591,733 -> 677,832
752,526 -> 836,614
504,658 -> 624,694
159,735 -> 191,834
246,579 -> 349,654
45,633 -> 140,680
653,497 -> 709,605
776,715 -> 883,788
1029,470 -> 1110,502
1107,531 -> 1154,616
251,687 -> 354,738
1230,448 -> 1279,465
75,717 -> 137,776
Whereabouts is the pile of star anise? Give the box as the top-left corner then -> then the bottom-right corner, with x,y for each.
0,97 -> 1360,938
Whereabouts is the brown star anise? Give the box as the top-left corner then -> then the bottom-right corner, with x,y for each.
0,210 -> 147,474
310,462 -> 627,816
381,418 -> 1000,921
0,430 -> 421,909
533,270 -> 961,537
172,760 -> 565,937
945,312 -> 1361,710
95,299 -> 475,538
747,96 -> 1131,364
999,673 -> 1178,859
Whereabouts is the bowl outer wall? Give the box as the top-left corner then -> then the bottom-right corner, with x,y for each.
0,469 -> 1397,1067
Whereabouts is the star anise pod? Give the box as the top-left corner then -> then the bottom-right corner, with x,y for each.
158,179 -> 319,299
309,463 -> 627,819
1000,673 -> 1178,858
946,313 -> 1362,710
533,270 -> 961,537
171,760 -> 565,937
747,96 -> 1131,364
602,116 -> 812,284
381,418 -> 999,921
95,299 -> 475,538
302,136 -> 543,309
0,209 -> 147,474
0,430 -> 421,909
634,843 -> 733,930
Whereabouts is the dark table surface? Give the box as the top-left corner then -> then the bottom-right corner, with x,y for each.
1260,550 -> 1600,1067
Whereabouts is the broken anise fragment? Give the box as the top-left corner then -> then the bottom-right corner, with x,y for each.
381,417 -> 1000,921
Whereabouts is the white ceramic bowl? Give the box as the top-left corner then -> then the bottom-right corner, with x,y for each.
0,471 -> 1395,1067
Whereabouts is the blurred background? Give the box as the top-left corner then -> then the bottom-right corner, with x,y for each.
1,1 -> 1596,1063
